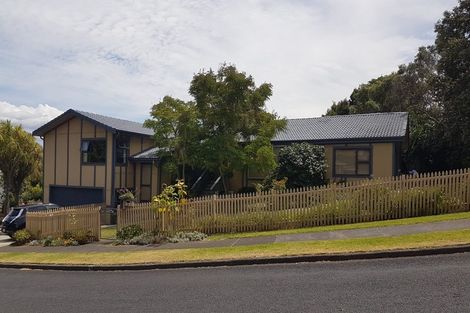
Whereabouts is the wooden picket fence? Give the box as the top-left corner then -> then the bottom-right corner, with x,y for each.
117,168 -> 470,235
26,204 -> 101,240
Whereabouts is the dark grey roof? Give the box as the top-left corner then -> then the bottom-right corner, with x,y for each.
76,110 -> 153,136
272,112 -> 408,143
33,109 -> 153,136
33,109 -> 407,145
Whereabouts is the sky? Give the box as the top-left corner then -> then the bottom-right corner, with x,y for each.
0,0 -> 458,133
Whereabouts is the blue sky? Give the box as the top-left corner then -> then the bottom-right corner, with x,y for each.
0,0 -> 458,132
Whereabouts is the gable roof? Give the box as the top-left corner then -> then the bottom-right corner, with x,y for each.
32,109 -> 153,137
33,109 -> 408,145
272,112 -> 408,144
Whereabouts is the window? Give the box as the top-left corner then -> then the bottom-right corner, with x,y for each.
116,137 -> 130,164
81,139 -> 106,164
334,148 -> 371,177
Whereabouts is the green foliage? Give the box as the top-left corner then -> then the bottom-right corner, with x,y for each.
127,232 -> 165,245
12,229 -> 32,245
144,96 -> 199,180
114,230 -> 207,245
152,180 -> 188,213
166,231 -> 207,243
117,188 -> 135,202
434,0 -> 470,168
28,230 -> 94,247
325,1 -> 470,172
21,182 -> 42,203
193,184 -> 467,235
66,229 -> 96,245
276,143 -> 327,188
255,177 -> 288,192
188,64 -> 286,191
116,224 -> 143,241
0,121 -> 42,211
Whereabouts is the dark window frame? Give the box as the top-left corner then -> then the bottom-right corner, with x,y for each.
81,138 -> 107,165
333,146 -> 372,178
115,136 -> 130,165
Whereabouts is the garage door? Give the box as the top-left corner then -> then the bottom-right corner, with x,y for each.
49,186 -> 104,206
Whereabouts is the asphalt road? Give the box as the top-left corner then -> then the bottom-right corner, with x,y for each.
0,253 -> 469,313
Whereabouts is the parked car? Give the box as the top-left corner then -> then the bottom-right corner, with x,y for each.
1,203 -> 60,237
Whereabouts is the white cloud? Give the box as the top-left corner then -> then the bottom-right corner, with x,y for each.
0,101 -> 63,133
0,0 -> 458,120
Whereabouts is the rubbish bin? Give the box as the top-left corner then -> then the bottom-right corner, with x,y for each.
100,208 -> 117,225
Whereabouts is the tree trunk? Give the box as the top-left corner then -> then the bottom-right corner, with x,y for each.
219,167 -> 227,194
3,174 -> 12,214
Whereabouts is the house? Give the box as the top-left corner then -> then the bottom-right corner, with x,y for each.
33,110 -> 408,207
236,112 -> 409,189
32,109 -> 172,207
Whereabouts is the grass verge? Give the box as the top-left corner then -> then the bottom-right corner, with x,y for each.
208,211 -> 470,240
0,229 -> 469,265
101,226 -> 116,240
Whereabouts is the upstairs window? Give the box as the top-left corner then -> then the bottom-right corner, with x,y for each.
81,139 -> 106,164
334,147 -> 371,177
116,137 -> 130,165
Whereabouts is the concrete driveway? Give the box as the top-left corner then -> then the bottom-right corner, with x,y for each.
0,233 -> 12,247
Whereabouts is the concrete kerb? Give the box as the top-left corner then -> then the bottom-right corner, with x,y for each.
1,244 -> 469,272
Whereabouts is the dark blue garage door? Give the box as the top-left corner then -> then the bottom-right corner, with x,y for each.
50,186 -> 104,206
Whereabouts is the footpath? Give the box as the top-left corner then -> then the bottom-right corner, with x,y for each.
0,218 -> 469,253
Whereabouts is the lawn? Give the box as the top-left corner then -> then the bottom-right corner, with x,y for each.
100,226 -> 116,240
98,212 -> 470,241
208,211 -> 470,240
0,229 -> 469,265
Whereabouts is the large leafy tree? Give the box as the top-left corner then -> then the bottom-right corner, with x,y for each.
0,121 -> 42,212
434,0 -> 470,168
144,96 -> 199,181
189,64 -> 286,191
325,1 -> 470,172
325,47 -> 442,171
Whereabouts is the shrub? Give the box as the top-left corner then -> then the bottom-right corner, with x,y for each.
42,236 -> 54,247
21,182 -> 43,203
276,143 -> 327,188
167,231 -> 207,243
12,229 -> 32,245
72,229 -> 96,244
116,224 -> 143,241
63,229 -> 96,244
128,232 -> 165,245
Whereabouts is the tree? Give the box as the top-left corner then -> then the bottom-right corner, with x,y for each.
434,0 -> 470,168
0,121 -> 42,212
189,64 -> 286,192
275,143 -> 327,189
324,1 -> 470,172
325,99 -> 351,116
144,96 -> 199,181
325,46 -> 444,172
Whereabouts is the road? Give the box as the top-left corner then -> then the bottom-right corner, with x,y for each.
0,253 -> 469,313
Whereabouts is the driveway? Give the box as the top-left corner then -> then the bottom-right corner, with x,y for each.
0,234 -> 12,248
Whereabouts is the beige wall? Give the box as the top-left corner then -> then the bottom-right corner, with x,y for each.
43,118 -> 109,204
43,130 -> 55,202
372,143 -> 393,178
229,142 -> 397,189
42,115 -> 156,206
326,143 -> 393,181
